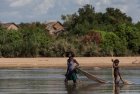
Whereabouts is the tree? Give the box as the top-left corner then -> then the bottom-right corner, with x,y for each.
105,8 -> 132,24
115,23 -> 140,55
135,21 -> 140,31
62,4 -> 95,35
100,31 -> 128,56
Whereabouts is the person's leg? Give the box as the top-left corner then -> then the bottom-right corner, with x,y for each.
114,77 -> 119,84
73,73 -> 77,84
114,77 -> 117,84
73,80 -> 77,84
65,73 -> 69,83
65,78 -> 68,83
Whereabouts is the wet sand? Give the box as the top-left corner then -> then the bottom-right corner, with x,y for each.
0,57 -> 140,68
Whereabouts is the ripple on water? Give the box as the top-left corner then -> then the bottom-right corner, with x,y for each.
0,68 -> 139,94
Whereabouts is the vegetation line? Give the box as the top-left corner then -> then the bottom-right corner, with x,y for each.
0,4 -> 140,57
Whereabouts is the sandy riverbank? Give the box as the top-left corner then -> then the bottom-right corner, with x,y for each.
0,57 -> 140,68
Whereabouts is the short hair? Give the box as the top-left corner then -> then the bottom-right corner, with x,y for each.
65,51 -> 75,57
114,59 -> 119,63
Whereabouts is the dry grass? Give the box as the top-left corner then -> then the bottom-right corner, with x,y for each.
0,57 -> 140,68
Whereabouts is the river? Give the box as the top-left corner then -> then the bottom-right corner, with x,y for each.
0,68 -> 139,94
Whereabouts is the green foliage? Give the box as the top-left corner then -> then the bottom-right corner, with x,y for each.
0,28 -> 23,57
62,4 -> 95,35
100,31 -> 127,56
135,21 -> 140,31
105,8 -> 132,24
0,23 -> 53,57
0,4 -> 139,57
61,4 -> 140,56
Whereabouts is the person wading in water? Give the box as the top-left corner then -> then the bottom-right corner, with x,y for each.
112,59 -> 124,84
65,53 -> 79,84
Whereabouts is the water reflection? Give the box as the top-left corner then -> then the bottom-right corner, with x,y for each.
65,83 -> 77,94
65,82 -> 102,94
113,84 -> 120,94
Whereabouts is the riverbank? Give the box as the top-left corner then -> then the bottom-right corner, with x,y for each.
0,57 -> 140,68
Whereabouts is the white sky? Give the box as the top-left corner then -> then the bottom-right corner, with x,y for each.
0,0 -> 139,23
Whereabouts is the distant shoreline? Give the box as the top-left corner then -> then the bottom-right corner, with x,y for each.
0,57 -> 140,68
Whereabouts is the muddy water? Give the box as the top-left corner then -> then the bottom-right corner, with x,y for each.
0,68 -> 139,94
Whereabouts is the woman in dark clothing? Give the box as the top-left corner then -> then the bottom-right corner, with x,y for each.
112,59 -> 124,84
65,53 -> 79,84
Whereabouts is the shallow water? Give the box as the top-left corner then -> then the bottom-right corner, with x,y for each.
0,68 -> 139,94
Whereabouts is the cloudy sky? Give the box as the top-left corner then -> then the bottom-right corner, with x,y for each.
0,0 -> 140,23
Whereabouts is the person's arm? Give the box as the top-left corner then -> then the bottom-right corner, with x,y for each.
73,59 -> 79,68
65,60 -> 69,75
118,68 -> 124,83
111,59 -> 114,62
112,59 -> 116,68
